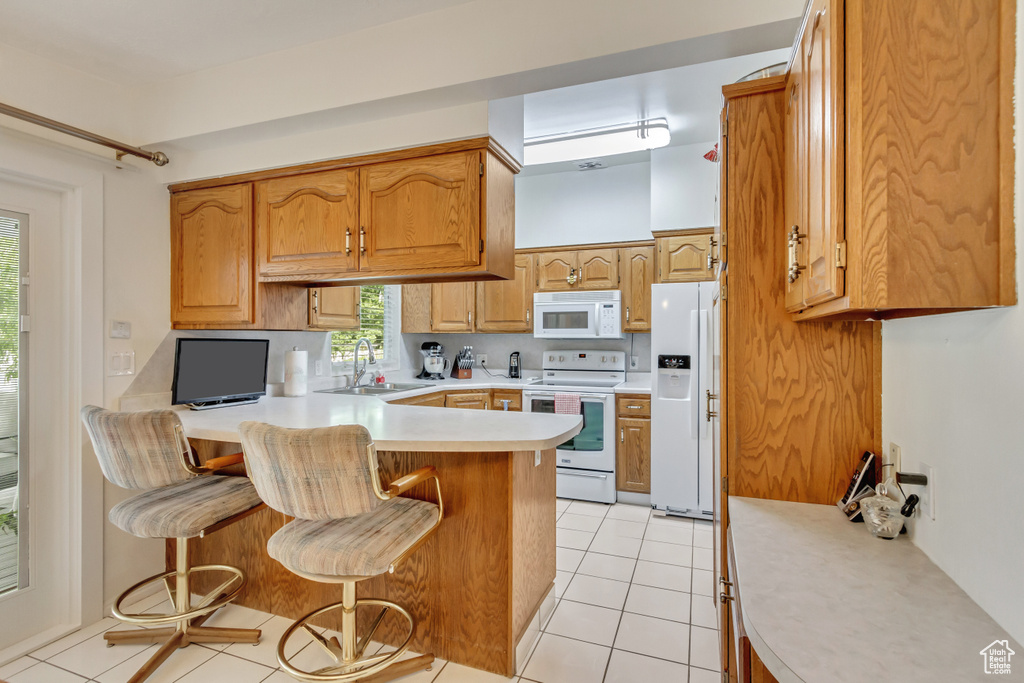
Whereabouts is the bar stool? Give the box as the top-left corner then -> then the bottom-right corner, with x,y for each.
238,421 -> 443,683
81,406 -> 265,683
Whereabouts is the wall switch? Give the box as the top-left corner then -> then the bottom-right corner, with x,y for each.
107,350 -> 135,376
109,320 -> 131,339
887,442 -> 902,473
918,462 -> 935,520
630,355 -> 639,369
477,354 -> 488,366
314,360 -> 323,376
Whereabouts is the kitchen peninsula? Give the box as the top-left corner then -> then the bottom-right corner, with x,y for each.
172,390 -> 582,677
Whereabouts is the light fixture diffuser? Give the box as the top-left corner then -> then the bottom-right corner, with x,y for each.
524,118 -> 671,165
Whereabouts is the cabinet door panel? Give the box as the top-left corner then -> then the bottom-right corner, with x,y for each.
621,246 -> 654,332
616,416 -> 651,493
360,151 -> 481,272
476,254 -> 534,332
256,170 -> 359,277
658,234 -> 714,283
490,390 -> 522,412
802,0 -> 844,306
309,286 -> 360,330
430,281 -> 475,332
172,184 -> 254,324
579,249 -> 619,289
785,60 -> 807,312
445,392 -> 489,410
536,251 -> 577,291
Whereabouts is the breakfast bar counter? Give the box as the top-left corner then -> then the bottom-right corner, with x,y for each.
172,392 -> 582,676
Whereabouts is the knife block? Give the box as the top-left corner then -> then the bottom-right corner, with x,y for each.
451,366 -> 473,380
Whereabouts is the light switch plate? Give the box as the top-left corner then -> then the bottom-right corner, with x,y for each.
314,360 -> 323,376
108,350 -> 135,376
109,320 -> 131,339
887,442 -> 902,473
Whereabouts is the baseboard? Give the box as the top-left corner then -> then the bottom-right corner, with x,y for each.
615,491 -> 652,507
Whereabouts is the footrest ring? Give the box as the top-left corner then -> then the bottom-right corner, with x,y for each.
111,564 -> 246,626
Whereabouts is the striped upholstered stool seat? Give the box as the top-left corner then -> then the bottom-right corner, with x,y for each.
267,496 -> 437,578
109,475 -> 263,539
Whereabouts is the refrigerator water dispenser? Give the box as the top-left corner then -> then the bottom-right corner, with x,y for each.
656,355 -> 691,400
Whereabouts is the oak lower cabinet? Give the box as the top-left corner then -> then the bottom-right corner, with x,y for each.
490,390 -> 522,412
171,184 -> 255,325
475,254 -> 534,332
615,394 -> 651,494
620,246 -> 655,332
655,230 -> 715,283
786,0 -> 1015,319
256,169 -> 359,279
536,248 -> 619,291
444,391 -> 490,410
308,286 -> 360,330
390,392 -> 447,407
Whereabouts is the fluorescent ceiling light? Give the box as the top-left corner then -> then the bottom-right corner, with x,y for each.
524,119 -> 671,165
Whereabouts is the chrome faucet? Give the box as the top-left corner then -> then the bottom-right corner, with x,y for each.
352,337 -> 376,386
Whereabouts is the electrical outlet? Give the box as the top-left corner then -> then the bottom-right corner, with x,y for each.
918,462 -> 935,520
887,442 -> 902,473
477,354 -> 488,366
107,350 -> 135,376
314,360 -> 323,376
630,355 -> 639,369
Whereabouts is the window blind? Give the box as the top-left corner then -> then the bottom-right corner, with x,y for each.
331,285 -> 401,368
0,215 -> 19,443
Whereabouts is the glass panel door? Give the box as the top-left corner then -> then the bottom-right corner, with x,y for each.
528,396 -> 605,451
0,210 -> 26,596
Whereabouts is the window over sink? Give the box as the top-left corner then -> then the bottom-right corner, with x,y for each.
330,285 -> 401,371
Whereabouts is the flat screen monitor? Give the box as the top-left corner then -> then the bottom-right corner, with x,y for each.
172,338 -> 269,408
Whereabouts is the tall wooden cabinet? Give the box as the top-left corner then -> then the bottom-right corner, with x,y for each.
717,77 -> 879,681
786,0 -> 1015,319
171,184 -> 254,325
476,254 -> 534,333
620,246 -> 655,332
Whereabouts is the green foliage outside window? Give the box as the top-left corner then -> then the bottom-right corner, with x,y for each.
331,285 -> 388,363
0,223 -> 18,382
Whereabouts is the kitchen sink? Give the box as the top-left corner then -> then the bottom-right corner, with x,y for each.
316,382 -> 430,396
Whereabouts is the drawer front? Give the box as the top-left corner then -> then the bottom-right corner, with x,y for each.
490,390 -> 522,411
445,391 -> 490,410
617,396 -> 651,417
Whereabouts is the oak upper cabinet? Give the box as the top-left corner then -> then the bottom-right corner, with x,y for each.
616,395 -> 651,494
621,246 -> 655,332
787,0 -> 1015,319
445,391 -> 490,410
171,184 -> 254,325
429,281 -> 476,332
656,230 -> 715,283
784,44 -> 807,312
308,286 -> 360,330
360,151 -> 481,274
578,249 -> 619,289
800,0 -> 844,308
536,248 -> 619,291
536,251 -> 577,291
255,169 -> 359,279
476,253 -> 534,333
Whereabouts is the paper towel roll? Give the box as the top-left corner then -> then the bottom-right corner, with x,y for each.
284,346 -> 308,397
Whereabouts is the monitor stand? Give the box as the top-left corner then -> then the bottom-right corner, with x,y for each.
185,396 -> 261,411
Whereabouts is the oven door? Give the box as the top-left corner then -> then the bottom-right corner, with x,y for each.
523,391 -> 615,471
533,302 -> 599,338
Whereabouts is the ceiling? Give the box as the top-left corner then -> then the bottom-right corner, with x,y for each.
522,47 -> 790,169
0,0 -> 472,86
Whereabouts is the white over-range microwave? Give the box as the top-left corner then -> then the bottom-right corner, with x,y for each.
533,290 -> 623,339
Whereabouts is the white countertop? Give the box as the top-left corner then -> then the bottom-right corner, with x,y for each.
728,497 -> 1021,683
175,373 -> 582,452
614,373 -> 652,395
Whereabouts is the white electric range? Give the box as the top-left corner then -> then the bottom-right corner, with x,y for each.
522,351 -> 625,504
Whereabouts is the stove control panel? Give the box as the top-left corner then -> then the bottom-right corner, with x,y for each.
543,350 -> 626,372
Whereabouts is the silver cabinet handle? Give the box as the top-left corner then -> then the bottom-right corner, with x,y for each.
627,405 -> 643,410
345,228 -> 352,256
706,389 -> 719,422
468,311 -> 472,326
626,306 -> 630,322
526,309 -> 530,323
501,399 -> 511,411
579,265 -> 584,283
620,428 -> 625,443
311,289 -> 319,314
359,227 -> 366,255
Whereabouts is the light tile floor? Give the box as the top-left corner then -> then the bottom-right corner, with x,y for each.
2,501 -> 719,683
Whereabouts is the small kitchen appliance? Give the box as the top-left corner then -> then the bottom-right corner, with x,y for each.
508,352 -> 521,379
416,342 -> 448,380
533,290 -> 623,339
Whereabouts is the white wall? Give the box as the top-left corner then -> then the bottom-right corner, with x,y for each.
880,9 -> 1024,645
651,141 -> 719,231
516,162 -> 652,248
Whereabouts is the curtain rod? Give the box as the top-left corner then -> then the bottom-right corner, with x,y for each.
0,101 -> 169,166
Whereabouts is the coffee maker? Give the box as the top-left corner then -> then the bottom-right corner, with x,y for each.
417,342 -> 448,380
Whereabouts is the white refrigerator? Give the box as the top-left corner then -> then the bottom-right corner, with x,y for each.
650,282 -> 714,519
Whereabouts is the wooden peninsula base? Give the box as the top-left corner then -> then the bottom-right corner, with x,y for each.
170,443 -> 557,676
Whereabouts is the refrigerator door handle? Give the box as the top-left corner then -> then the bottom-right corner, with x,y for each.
689,309 -> 699,438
